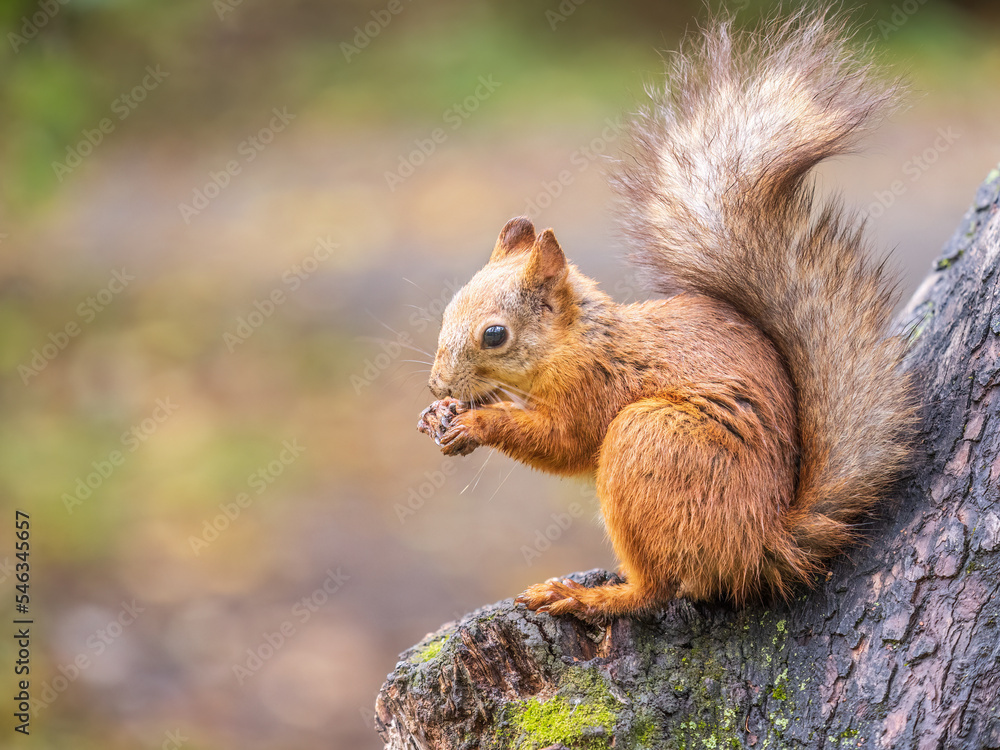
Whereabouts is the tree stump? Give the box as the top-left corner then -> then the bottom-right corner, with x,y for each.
375,166 -> 1000,750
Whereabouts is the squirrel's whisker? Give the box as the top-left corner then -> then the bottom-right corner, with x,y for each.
359,314 -> 435,358
487,463 -> 518,504
462,449 -> 494,495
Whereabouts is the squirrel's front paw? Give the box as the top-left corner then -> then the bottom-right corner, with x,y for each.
417,398 -> 479,456
417,397 -> 466,436
438,412 -> 480,456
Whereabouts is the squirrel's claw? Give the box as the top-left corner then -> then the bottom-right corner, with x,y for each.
438,421 -> 479,456
516,577 -> 599,621
416,398 -> 480,456
514,581 -> 561,610
418,398 -> 476,456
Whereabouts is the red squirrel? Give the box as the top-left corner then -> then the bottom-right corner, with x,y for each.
417,9 -> 916,621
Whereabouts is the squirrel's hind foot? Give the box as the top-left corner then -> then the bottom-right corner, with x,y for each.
516,578 -> 602,621
515,576 -> 666,623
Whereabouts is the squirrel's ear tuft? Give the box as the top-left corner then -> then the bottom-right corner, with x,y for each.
490,216 -> 536,262
527,228 -> 567,285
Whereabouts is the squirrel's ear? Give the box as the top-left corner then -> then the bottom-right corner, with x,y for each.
526,229 -> 567,285
490,217 -> 536,262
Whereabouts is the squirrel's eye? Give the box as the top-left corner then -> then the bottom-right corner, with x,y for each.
482,325 -> 508,349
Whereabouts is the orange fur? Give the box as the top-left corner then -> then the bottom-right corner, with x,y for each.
418,8 -> 916,621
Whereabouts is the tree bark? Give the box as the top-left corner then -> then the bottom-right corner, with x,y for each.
375,166 -> 1000,750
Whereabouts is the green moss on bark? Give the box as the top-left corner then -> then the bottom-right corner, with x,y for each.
503,667 -> 620,749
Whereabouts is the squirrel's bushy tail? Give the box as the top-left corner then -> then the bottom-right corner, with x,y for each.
612,8 -> 916,577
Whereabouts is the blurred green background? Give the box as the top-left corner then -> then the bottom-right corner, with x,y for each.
0,0 -> 997,747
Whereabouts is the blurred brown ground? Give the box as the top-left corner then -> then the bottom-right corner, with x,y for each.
0,1 -> 998,748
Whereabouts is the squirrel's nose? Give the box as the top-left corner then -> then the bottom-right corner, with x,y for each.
428,372 -> 449,399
